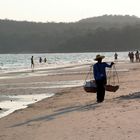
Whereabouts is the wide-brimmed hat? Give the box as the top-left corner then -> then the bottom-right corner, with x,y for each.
94,54 -> 105,61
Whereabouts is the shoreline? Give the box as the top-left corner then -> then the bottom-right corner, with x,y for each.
0,93 -> 55,119
0,63 -> 88,119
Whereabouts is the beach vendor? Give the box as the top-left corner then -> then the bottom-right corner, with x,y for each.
93,54 -> 114,103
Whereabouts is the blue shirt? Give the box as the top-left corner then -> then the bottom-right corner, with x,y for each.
93,62 -> 112,80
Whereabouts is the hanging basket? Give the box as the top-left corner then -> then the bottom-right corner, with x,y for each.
83,64 -> 120,93
105,85 -> 119,92
83,80 -> 96,93
106,65 -> 120,92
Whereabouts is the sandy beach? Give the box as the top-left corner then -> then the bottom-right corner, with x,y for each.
0,61 -> 140,140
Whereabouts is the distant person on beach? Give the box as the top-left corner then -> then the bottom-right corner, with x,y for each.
131,52 -> 134,62
93,54 -> 114,103
39,57 -> 42,63
114,52 -> 118,60
44,58 -> 47,63
135,50 -> 140,62
128,52 -> 134,62
31,56 -> 34,70
128,52 -> 131,61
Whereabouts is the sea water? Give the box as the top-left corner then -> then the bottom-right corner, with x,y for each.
0,52 -> 129,73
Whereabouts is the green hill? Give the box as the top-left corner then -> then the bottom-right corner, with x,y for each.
0,15 -> 140,53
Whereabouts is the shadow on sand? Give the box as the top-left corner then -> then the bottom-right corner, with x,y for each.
115,92 -> 140,100
11,92 -> 140,127
10,102 -> 101,127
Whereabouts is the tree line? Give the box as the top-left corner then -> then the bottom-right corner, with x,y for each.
0,15 -> 140,53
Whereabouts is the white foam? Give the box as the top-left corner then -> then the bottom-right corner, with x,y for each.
0,93 -> 54,119
0,81 -> 84,92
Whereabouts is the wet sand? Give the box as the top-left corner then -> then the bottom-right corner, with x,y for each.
0,62 -> 140,140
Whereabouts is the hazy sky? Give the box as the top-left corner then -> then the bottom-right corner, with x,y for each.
0,0 -> 140,22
